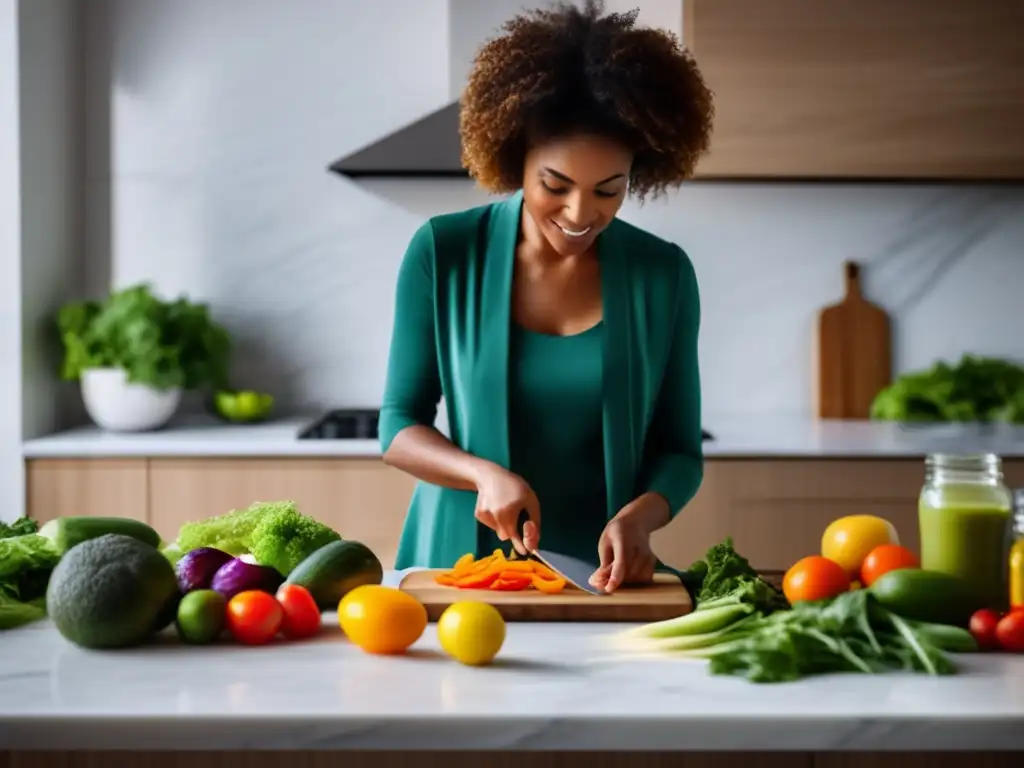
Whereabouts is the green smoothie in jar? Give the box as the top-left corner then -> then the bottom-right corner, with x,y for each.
918,453 -> 1012,611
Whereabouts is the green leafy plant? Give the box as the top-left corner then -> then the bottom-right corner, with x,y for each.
57,283 -> 232,391
871,354 -> 1024,424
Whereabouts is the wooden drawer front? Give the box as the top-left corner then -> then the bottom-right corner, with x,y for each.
26,459 -> 149,525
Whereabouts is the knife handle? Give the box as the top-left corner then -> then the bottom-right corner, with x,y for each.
515,508 -> 529,545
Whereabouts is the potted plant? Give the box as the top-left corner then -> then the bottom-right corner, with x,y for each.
56,283 -> 232,432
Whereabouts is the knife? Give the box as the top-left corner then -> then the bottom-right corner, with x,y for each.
508,510 -> 607,595
507,510 -> 697,598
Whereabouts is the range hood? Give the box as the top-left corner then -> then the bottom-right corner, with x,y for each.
328,102 -> 468,179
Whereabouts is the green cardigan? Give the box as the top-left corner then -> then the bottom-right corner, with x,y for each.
379,191 -> 704,570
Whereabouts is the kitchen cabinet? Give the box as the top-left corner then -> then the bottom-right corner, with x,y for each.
685,0 -> 1024,179
26,456 -> 1024,573
653,458 -> 1024,571
25,459 -> 149,525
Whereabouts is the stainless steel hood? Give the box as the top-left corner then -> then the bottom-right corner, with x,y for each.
328,102 -> 468,179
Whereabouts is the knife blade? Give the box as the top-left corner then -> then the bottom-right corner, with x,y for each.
510,510 -> 607,595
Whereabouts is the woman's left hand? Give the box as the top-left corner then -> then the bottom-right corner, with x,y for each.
589,493 -> 670,593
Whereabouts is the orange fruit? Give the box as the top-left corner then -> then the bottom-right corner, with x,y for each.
338,585 -> 427,655
859,544 -> 919,587
783,555 -> 851,604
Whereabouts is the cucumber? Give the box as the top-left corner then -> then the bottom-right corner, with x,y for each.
284,539 -> 384,610
869,568 -> 982,627
39,516 -> 162,555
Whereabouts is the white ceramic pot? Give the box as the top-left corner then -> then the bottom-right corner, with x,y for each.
80,367 -> 182,432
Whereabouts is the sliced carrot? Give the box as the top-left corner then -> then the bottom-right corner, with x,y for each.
531,573 -> 567,594
434,551 -> 566,593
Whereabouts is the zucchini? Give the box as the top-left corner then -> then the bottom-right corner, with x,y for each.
869,568 -> 981,628
39,516 -> 162,555
285,539 -> 383,610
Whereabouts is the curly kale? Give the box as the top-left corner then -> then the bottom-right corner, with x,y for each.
175,503 -> 269,556
247,502 -> 341,575
682,537 -> 789,614
173,500 -> 341,575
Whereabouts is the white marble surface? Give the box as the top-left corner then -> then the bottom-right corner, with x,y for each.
2,566 -> 1024,751
20,412 -> 1024,459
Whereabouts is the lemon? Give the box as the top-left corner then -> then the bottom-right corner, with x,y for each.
821,515 -> 899,578
437,601 -> 506,666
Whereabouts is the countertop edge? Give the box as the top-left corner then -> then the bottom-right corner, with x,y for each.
2,716 -> 1023,751
20,416 -> 1024,459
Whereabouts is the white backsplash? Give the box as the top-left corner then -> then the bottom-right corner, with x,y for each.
84,0 -> 1024,418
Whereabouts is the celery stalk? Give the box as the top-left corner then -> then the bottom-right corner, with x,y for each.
625,603 -> 753,639
669,636 -> 752,658
646,615 -> 759,651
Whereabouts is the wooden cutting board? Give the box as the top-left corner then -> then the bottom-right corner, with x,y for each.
398,570 -> 692,622
815,261 -> 892,419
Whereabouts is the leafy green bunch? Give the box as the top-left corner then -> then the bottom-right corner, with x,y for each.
57,283 -> 232,391
624,538 -> 976,684
0,518 -> 59,630
871,354 -> 1024,423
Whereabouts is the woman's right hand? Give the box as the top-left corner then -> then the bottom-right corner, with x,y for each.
473,463 -> 541,556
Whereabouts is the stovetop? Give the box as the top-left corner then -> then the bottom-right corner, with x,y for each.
298,409 -> 715,443
298,409 -> 380,440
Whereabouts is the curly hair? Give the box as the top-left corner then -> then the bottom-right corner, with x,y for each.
459,0 -> 714,201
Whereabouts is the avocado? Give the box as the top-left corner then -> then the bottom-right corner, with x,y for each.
47,533 -> 181,649
869,568 -> 982,627
284,540 -> 384,610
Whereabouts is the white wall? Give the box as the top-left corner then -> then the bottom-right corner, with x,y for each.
0,0 -> 82,522
0,0 -> 23,522
19,0 -> 83,439
85,0 -> 450,409
84,0 -> 1024,420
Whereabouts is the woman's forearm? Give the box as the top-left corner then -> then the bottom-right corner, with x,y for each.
382,425 -> 495,491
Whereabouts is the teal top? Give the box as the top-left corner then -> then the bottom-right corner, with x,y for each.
478,322 -> 606,565
380,191 -> 704,570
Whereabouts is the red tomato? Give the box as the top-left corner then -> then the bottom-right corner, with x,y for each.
859,544 -> 919,587
995,611 -> 1024,653
276,584 -> 322,640
969,608 -> 1002,651
782,556 -> 851,604
226,590 -> 284,645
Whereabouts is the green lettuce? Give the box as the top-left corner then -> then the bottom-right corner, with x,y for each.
0,532 -> 60,630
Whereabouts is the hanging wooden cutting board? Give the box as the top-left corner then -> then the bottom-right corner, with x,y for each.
398,570 -> 692,622
814,261 -> 892,419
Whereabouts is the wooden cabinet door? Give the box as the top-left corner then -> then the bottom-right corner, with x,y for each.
148,459 -> 416,568
686,0 -> 1024,179
25,459 -> 150,525
653,459 -> 925,571
655,458 -> 1024,572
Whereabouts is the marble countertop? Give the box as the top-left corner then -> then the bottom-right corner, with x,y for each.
20,412 -> 1024,459
1,572 -> 1024,751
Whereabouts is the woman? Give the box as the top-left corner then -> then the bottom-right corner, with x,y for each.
379,0 -> 713,593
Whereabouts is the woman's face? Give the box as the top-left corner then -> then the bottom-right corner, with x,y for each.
521,134 -> 632,257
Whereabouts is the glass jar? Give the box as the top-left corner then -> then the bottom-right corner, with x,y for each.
918,453 -> 1012,611
1009,489 -> 1024,610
